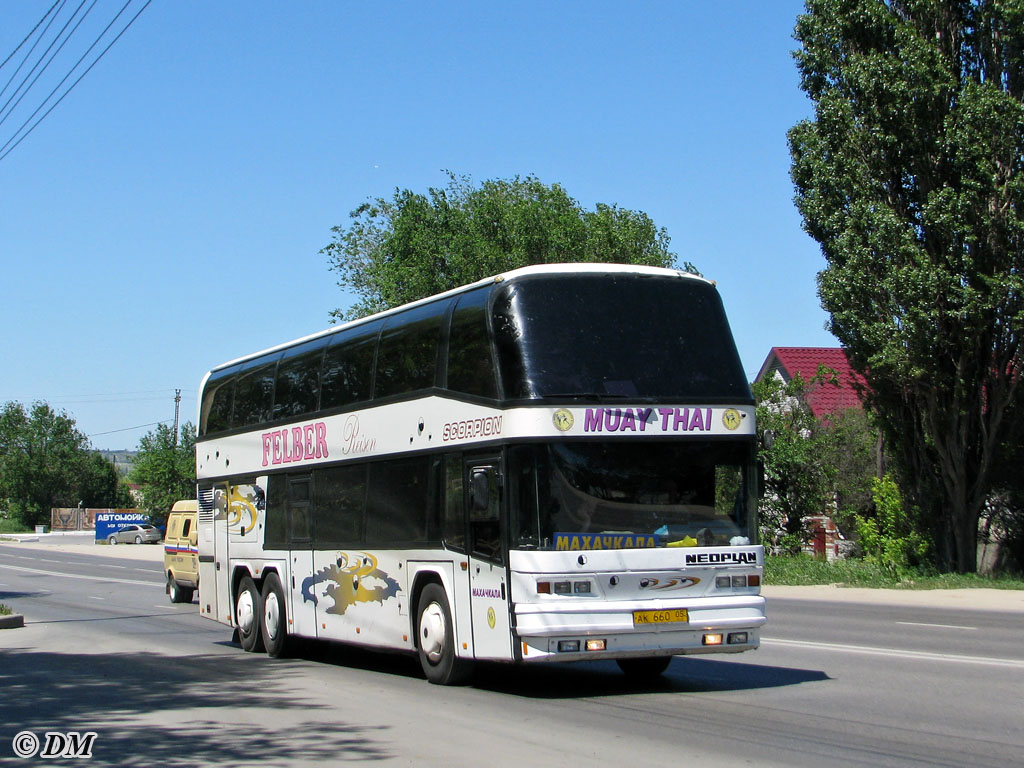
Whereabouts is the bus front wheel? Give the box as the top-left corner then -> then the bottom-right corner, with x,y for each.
260,572 -> 289,658
416,584 -> 471,685
236,576 -> 263,653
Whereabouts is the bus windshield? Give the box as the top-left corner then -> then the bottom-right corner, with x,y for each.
509,441 -> 755,550
492,274 -> 751,402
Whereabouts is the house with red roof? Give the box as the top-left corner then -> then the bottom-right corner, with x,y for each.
756,347 -> 869,560
756,347 -> 866,418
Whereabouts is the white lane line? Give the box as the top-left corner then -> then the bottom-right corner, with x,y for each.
3,563 -> 164,588
763,637 -> 1024,669
88,596 -> 104,600
896,621 -> 977,631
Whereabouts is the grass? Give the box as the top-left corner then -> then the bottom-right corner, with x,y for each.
765,554 -> 1024,590
0,519 -> 31,534
0,604 -> 11,616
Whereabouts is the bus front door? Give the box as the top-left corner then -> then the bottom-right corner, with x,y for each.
465,460 -> 512,661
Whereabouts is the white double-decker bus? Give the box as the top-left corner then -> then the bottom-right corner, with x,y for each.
196,264 -> 765,684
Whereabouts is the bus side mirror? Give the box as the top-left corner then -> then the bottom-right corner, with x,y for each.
470,469 -> 490,512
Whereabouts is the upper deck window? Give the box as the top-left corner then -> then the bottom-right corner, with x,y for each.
491,274 -> 750,403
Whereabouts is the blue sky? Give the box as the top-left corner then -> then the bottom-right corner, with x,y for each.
0,0 -> 834,451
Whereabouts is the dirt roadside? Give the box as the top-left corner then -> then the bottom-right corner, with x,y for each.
4,534 -> 1022,613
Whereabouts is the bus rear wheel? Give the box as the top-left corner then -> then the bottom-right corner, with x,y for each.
416,584 -> 471,685
236,576 -> 263,652
260,572 -> 289,658
616,656 -> 673,678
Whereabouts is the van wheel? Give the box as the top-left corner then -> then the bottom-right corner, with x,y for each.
168,575 -> 193,604
616,656 -> 673,678
236,577 -> 263,652
260,572 -> 289,658
416,583 -> 471,685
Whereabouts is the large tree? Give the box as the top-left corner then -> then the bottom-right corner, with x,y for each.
323,173 -> 689,320
0,401 -> 126,527
130,422 -> 196,525
788,0 -> 1024,572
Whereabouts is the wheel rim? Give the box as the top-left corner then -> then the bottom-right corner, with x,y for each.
420,601 -> 446,664
236,588 -> 256,634
264,591 -> 280,641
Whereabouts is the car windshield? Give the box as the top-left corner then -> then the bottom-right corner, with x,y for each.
509,441 -> 756,550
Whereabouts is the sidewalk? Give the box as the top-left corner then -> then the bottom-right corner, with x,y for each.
0,531 -> 163,562
763,584 -> 1024,613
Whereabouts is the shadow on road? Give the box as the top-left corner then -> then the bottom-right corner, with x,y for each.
273,636 -> 829,698
0,646 -> 393,766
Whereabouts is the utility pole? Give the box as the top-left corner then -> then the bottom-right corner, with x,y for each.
173,388 -> 181,446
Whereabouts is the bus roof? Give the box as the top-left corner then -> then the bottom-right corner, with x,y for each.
203,263 -> 710,377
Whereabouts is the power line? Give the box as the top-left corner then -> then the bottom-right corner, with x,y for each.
0,0 -> 62,73
0,0 -> 96,131
0,0 -> 67,105
0,0 -> 152,164
87,419 -> 172,438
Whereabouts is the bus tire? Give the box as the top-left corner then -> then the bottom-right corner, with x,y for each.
260,572 -> 289,658
416,583 -> 471,685
236,576 -> 263,653
616,656 -> 673,678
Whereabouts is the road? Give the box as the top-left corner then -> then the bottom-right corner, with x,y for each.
1,541 -> 1022,767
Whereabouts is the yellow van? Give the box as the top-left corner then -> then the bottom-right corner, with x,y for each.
164,500 -> 198,603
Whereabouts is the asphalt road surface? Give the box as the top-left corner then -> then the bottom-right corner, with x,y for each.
1,542 -> 1022,767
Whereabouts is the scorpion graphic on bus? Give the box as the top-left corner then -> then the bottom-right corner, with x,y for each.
214,484 -> 265,537
300,552 -> 400,615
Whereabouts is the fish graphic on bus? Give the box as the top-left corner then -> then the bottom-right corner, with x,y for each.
300,551 -> 400,615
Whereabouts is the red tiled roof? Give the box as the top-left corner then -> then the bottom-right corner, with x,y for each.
756,347 -> 866,418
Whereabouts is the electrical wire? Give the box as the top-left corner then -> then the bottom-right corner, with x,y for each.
0,0 -> 68,105
0,0 -> 152,163
87,419 -> 173,437
0,0 -> 62,73
0,0 -> 96,130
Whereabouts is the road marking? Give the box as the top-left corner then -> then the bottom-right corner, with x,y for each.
38,558 -> 64,563
763,637 -> 1024,669
3,563 -> 164,588
88,596 -> 104,600
896,621 -> 977,630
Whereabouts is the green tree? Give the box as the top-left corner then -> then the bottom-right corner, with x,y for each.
323,173 -> 691,320
754,371 -> 839,554
130,422 -> 196,525
0,401 -> 125,527
788,0 -> 1024,572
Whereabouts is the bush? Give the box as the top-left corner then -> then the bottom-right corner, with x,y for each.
854,475 -> 930,578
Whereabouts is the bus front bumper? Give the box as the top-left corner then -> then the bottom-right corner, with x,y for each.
513,594 -> 765,662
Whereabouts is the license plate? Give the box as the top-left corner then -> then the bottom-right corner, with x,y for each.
633,609 -> 688,625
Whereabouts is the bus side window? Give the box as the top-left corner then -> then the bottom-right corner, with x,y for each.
468,463 -> 502,564
313,463 -> 366,547
288,476 -> 312,544
320,320 -> 381,410
447,289 -> 498,399
265,475 -> 288,549
375,302 -> 448,399
443,455 -> 465,552
233,361 -> 277,428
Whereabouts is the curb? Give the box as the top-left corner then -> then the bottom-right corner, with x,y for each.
0,613 -> 25,629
